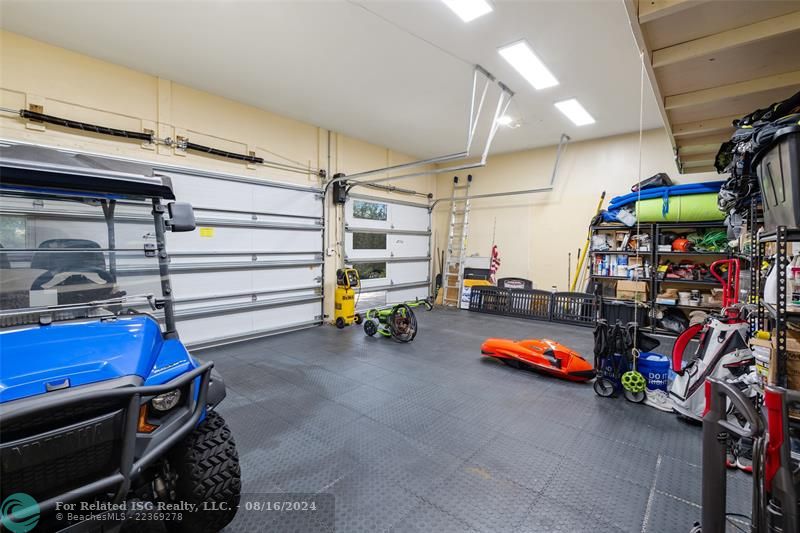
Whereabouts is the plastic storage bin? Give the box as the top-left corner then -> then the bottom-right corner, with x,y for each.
600,299 -> 649,326
756,125 -> 800,231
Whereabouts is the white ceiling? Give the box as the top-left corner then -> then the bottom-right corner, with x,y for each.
0,0 -> 664,158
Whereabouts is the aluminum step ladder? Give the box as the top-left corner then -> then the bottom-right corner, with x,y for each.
442,175 -> 472,307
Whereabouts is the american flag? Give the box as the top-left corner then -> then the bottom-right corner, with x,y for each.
490,244 -> 501,284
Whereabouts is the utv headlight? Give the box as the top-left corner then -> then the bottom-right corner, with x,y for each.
151,389 -> 182,412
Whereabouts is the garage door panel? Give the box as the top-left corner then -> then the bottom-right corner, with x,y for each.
389,204 -> 430,231
344,233 -> 428,259
250,228 -> 321,251
388,234 -> 428,257
169,226 -> 321,253
345,198 -> 390,230
166,172 -> 258,212
357,261 -> 428,289
252,187 -> 322,218
169,265 -> 322,299
387,261 -> 429,285
387,286 -> 429,302
176,313 -> 255,346
165,171 -> 322,218
175,288 -> 319,312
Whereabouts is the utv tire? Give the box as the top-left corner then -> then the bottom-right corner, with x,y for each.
167,411 -> 241,533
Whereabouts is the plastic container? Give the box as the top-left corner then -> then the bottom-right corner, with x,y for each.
755,126 -> 800,231
601,300 -> 648,326
753,345 -> 771,388
638,352 -> 670,391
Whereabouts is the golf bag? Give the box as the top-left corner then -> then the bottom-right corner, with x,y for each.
669,259 -> 754,421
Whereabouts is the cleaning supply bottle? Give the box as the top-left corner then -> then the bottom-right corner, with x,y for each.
765,255 -> 796,306
764,258 -> 778,305
791,255 -> 800,309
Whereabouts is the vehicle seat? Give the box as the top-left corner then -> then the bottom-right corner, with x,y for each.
30,239 -> 106,272
0,244 -> 9,270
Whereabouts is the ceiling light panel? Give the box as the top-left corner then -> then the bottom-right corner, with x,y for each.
498,40 -> 558,90
554,98 -> 595,126
441,0 -> 493,23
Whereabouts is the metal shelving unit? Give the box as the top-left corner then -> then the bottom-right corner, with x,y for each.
755,225 -> 800,388
589,221 -> 729,335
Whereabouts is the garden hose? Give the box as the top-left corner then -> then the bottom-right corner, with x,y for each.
687,229 -> 728,252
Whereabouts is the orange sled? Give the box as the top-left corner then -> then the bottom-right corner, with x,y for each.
481,338 -> 596,382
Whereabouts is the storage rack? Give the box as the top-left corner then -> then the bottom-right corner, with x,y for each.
754,225 -> 798,388
589,220 -> 729,335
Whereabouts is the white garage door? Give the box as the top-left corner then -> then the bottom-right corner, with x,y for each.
159,169 -> 323,349
0,141 -> 323,349
343,193 -> 431,309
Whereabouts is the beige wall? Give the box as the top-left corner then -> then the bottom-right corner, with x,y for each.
0,30 -> 724,314
431,129 -> 720,292
0,30 -> 436,318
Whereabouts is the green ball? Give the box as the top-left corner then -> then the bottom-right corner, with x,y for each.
621,371 -> 646,393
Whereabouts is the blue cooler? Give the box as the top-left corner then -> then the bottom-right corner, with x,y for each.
638,352 -> 670,391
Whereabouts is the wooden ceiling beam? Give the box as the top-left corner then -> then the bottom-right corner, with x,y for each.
638,0 -> 707,24
676,132 -> 731,155
665,70 -> 800,110
682,165 -> 716,174
672,115 -> 739,137
652,11 -> 800,68
679,152 -> 716,165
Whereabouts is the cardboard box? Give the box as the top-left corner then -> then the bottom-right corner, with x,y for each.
616,280 -> 648,303
460,279 -> 492,310
768,331 -> 800,390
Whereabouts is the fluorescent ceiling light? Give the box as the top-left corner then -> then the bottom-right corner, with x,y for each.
498,40 -> 558,90
442,0 -> 493,23
554,98 -> 595,126
496,115 -> 521,129
496,115 -> 513,126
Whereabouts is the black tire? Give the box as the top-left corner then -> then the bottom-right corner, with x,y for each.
623,389 -> 645,403
353,313 -> 363,325
166,411 -> 241,533
593,377 -> 616,397
335,317 -> 346,329
363,319 -> 378,336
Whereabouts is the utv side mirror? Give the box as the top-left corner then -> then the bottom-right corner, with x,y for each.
166,202 -> 196,232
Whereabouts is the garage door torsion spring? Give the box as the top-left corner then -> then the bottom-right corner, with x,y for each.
12,109 -> 266,166
20,109 -> 153,142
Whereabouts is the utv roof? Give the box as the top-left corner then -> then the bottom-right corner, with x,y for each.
0,144 -> 176,200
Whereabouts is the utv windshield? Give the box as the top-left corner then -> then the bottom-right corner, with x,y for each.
0,189 -> 165,327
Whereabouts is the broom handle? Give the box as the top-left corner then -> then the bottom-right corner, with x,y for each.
570,191 -> 606,292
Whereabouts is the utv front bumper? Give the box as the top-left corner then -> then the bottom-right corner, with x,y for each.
0,361 -> 215,530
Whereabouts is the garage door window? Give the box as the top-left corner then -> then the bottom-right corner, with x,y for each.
353,232 -> 386,250
354,262 -> 386,280
353,200 -> 387,221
